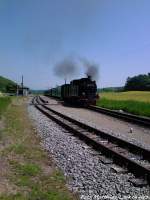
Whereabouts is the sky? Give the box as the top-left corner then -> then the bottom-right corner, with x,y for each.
0,0 -> 150,89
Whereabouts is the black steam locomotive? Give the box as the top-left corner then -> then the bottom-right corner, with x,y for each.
45,76 -> 98,106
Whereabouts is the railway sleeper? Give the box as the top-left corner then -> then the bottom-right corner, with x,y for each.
42,104 -> 150,162
34,98 -> 150,184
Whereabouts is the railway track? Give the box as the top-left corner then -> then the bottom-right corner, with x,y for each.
33,96 -> 150,185
88,105 -> 150,127
43,95 -> 150,127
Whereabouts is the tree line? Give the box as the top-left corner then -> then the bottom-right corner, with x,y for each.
124,73 -> 150,91
0,76 -> 17,93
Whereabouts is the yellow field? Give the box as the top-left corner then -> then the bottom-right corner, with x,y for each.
100,91 -> 150,103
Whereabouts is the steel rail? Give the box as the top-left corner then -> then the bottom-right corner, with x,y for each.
34,96 -> 150,184
42,95 -> 150,127
39,95 -> 150,161
88,105 -> 150,127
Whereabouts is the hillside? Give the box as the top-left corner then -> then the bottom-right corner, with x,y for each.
0,76 -> 17,93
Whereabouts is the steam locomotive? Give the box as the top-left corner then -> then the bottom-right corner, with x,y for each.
44,76 -> 98,106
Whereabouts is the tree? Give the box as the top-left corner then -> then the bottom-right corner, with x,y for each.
6,83 -> 17,93
124,73 -> 150,91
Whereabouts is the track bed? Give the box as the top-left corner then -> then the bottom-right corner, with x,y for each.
41,96 -> 150,149
33,96 -> 150,184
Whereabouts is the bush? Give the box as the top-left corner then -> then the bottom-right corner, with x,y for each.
124,73 -> 150,91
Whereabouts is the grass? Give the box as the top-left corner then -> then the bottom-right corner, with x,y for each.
11,162 -> 41,176
97,91 -> 150,117
0,97 -> 11,116
0,97 -> 77,200
10,143 -> 27,154
100,91 -> 150,102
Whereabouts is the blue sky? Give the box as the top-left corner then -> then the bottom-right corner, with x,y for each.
0,0 -> 150,89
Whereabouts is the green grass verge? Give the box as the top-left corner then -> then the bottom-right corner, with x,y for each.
0,97 -> 77,200
0,97 -> 11,116
97,98 -> 150,117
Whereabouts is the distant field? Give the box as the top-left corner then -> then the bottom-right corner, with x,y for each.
100,91 -> 150,102
97,91 -> 150,117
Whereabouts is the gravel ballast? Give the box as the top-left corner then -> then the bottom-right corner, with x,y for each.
42,96 -> 150,151
28,102 -> 150,200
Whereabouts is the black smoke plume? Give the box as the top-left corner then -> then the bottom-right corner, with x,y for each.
54,56 -> 99,81
80,58 -> 99,80
54,57 -> 78,81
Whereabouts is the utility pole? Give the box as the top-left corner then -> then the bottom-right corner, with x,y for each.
64,78 -> 67,84
21,75 -> 24,96
16,84 -> 19,96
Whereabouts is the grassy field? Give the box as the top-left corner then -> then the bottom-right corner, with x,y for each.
97,91 -> 150,117
100,91 -> 150,102
0,97 -> 77,200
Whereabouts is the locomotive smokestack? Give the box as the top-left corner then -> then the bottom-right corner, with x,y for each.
80,58 -> 99,81
87,75 -> 92,80
64,78 -> 67,84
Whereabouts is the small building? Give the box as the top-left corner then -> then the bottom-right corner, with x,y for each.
17,87 -> 29,96
16,76 -> 30,96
